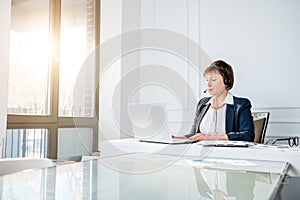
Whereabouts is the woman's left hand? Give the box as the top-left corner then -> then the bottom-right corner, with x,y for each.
189,133 -> 229,141
188,133 -> 206,140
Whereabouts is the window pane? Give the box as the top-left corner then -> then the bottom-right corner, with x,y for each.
5,128 -> 48,158
8,0 -> 50,115
58,128 -> 93,161
59,0 -> 96,117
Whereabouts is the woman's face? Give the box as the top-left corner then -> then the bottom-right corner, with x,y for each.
204,71 -> 227,97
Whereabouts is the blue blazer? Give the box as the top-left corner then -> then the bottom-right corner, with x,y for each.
186,96 -> 255,141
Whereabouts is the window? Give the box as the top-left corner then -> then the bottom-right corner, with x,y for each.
5,129 -> 48,158
6,0 -> 100,159
59,0 -> 96,117
58,128 -> 93,161
8,0 -> 50,115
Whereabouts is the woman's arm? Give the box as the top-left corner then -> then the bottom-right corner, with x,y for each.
226,98 -> 255,142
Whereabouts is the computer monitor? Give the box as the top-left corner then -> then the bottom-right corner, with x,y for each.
128,102 -> 197,144
128,102 -> 168,140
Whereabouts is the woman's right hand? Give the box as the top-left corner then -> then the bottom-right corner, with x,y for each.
171,135 -> 188,140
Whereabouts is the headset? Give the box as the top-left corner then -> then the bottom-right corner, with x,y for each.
212,64 -> 230,87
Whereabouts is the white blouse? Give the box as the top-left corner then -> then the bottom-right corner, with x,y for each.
199,93 -> 234,134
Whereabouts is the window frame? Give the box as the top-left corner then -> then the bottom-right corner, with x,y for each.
6,0 -> 101,159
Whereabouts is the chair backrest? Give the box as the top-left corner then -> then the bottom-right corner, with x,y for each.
0,158 -> 53,176
252,112 -> 270,144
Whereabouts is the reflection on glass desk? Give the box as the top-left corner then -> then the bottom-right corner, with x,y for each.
0,154 -> 288,200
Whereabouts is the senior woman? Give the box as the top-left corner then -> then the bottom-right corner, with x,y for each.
173,60 -> 254,141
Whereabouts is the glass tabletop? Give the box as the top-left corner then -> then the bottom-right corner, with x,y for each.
0,153 -> 288,200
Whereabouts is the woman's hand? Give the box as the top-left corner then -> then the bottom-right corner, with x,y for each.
189,133 -> 229,141
171,135 -> 188,140
188,133 -> 206,140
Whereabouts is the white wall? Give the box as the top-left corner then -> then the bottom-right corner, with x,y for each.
0,0 -> 11,157
99,0 -> 208,141
99,0 -> 123,141
198,0 -> 300,138
135,0 -> 300,139
137,0 -> 207,135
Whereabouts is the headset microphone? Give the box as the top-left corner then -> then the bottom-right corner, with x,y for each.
203,90 -> 207,93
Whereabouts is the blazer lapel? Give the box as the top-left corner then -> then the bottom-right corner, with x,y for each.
195,103 -> 210,133
226,104 -> 234,133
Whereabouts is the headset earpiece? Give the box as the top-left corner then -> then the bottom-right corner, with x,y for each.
224,78 -> 228,86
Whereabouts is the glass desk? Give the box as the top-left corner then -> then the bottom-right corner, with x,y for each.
0,153 -> 288,200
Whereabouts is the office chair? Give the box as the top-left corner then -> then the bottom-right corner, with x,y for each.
252,112 -> 270,144
0,157 -> 53,176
